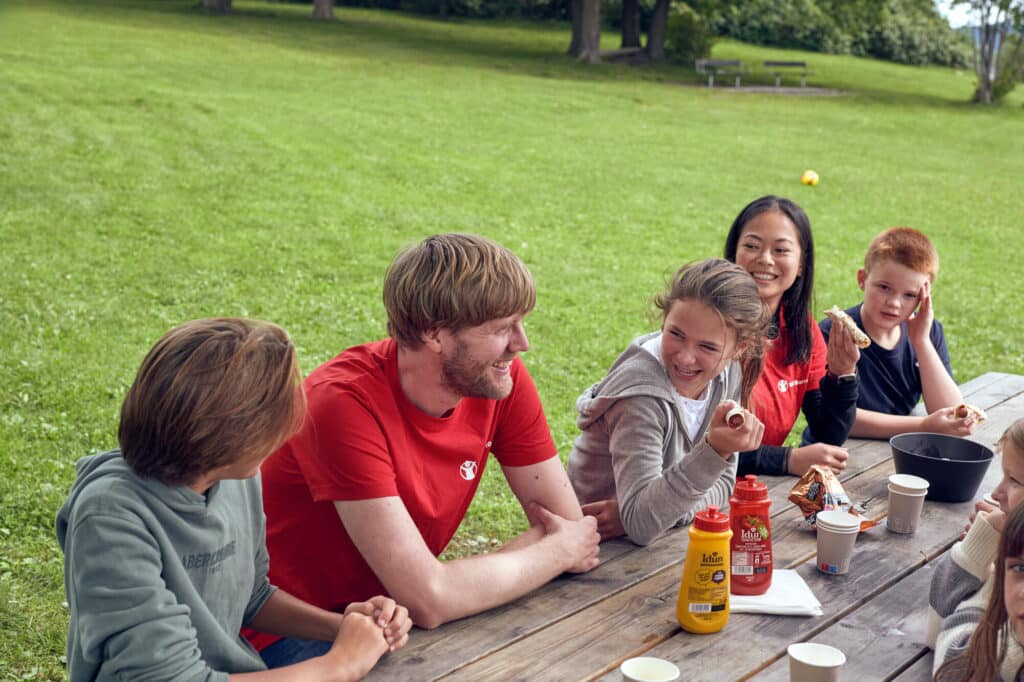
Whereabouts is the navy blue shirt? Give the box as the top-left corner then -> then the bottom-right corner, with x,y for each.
801,303 -> 953,444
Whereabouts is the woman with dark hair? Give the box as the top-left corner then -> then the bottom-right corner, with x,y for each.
724,195 -> 861,476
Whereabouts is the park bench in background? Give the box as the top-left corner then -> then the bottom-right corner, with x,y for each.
695,58 -> 747,88
764,60 -> 814,87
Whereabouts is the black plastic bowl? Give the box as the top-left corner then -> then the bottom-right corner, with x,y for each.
890,433 -> 995,502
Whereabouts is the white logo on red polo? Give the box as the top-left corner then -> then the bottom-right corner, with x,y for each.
459,460 -> 478,481
777,378 -> 808,394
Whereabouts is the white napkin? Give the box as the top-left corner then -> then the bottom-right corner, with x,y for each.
729,569 -> 823,616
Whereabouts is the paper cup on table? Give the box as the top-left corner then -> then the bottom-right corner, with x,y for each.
788,642 -> 846,682
888,474 -> 929,495
620,656 -> 680,682
815,511 -> 860,575
886,484 -> 927,536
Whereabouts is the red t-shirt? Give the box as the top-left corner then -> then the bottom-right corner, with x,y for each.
752,311 -> 828,446
247,339 -> 556,650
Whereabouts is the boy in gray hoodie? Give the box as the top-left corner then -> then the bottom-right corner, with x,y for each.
57,318 -> 410,681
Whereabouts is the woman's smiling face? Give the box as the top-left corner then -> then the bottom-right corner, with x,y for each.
733,210 -> 803,314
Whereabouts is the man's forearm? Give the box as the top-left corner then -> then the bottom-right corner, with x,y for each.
407,532 -> 572,629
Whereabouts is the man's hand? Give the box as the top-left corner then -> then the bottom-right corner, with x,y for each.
922,405 -> 978,437
706,401 -> 765,458
788,443 -> 848,475
534,503 -> 600,573
825,321 -> 860,377
581,498 -> 625,542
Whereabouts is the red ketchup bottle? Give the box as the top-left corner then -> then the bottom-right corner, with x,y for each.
729,474 -> 772,595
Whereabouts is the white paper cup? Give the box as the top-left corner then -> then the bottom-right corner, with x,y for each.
983,491 -> 998,506
888,473 -> 929,495
815,511 -> 860,575
886,485 -> 927,534
788,642 -> 846,682
620,656 -> 680,682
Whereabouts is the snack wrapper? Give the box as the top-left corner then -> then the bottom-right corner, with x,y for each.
788,465 -> 876,531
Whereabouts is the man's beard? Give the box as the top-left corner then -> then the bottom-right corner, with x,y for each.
440,339 -> 513,400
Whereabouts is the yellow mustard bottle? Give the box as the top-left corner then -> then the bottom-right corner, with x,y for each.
676,505 -> 732,634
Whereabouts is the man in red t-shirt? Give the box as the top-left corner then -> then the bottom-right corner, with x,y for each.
251,234 -> 600,661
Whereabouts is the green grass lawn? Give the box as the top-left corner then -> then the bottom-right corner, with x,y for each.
2,0 -> 1023,677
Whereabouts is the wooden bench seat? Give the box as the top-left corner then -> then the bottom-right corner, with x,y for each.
763,60 -> 814,87
695,58 -> 748,88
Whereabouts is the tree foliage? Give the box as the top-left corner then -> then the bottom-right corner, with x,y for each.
953,0 -> 1024,102
686,0 -> 971,67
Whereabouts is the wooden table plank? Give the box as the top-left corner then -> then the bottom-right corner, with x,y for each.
892,651 -> 934,680
752,564 -> 933,680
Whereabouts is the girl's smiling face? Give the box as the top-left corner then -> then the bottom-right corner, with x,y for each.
733,211 -> 803,314
660,298 -> 739,399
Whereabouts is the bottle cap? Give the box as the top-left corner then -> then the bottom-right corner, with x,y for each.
733,474 -> 769,501
694,505 -> 730,532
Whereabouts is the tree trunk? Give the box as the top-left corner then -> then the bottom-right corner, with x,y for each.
568,0 -> 582,55
312,0 -> 335,19
620,0 -> 641,48
201,0 -> 232,11
567,0 -> 601,63
646,0 -> 669,61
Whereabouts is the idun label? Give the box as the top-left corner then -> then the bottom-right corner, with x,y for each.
730,474 -> 773,596
676,505 -> 732,634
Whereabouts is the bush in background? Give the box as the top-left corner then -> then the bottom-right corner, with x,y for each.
686,0 -> 970,67
665,3 -> 714,64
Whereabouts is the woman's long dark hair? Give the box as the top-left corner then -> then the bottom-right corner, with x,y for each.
724,195 -> 815,367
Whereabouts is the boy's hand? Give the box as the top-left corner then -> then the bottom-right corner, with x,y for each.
324,611 -> 390,679
825,322 -> 860,377
581,498 -> 626,542
907,280 -> 934,348
922,405 -> 978,436
344,597 -> 412,652
706,401 -> 764,458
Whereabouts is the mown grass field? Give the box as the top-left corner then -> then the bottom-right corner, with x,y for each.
1,0 -> 1022,677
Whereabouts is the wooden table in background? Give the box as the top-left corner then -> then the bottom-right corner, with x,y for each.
365,372 -> 1024,681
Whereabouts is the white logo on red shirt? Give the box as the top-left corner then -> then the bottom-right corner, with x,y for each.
777,378 -> 808,394
459,460 -> 478,481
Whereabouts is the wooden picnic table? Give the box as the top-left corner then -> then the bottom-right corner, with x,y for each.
365,371 -> 1024,681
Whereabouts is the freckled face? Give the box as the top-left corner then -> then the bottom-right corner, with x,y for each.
733,211 -> 803,314
858,260 -> 929,333
660,299 -> 738,399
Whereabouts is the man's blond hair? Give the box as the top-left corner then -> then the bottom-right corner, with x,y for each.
383,234 -> 536,348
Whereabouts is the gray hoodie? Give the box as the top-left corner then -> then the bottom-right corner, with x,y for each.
56,450 -> 274,681
567,332 -> 740,546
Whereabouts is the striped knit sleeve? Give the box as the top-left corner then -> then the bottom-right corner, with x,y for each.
932,578 -> 993,675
